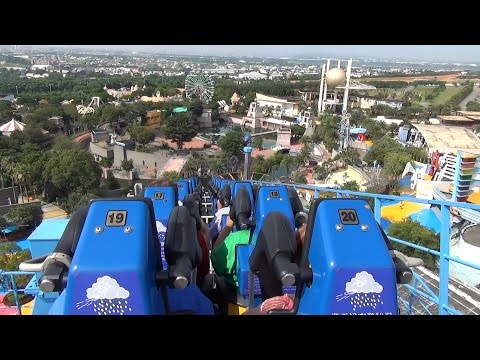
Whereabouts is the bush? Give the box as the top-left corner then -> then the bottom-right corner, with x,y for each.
3,293 -> 34,307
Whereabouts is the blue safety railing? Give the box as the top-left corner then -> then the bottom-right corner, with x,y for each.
2,182 -> 480,315
0,270 -> 35,315
249,180 -> 480,315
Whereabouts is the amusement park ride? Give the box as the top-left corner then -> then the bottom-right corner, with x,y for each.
3,63 -> 478,316
12,127 -> 416,315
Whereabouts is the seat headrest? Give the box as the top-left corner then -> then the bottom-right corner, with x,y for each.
219,184 -> 231,207
183,194 -> 202,231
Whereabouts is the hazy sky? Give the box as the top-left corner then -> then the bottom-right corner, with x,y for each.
31,45 -> 480,63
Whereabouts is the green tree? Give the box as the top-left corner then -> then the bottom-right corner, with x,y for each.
383,152 -> 412,180
121,159 -> 134,172
290,124 -> 306,138
43,139 -> 102,200
333,148 -> 360,168
253,136 -> 263,150
0,242 -> 21,254
466,101 -> 480,111
163,113 -> 198,149
293,171 -> 307,184
4,203 -> 43,227
364,138 -> 402,166
188,99 -> 204,118
66,189 -> 98,214
218,128 -> 244,158
99,157 -> 113,168
163,170 -> 181,181
128,123 -> 155,145
0,246 -> 33,306
342,180 -> 360,192
312,114 -> 340,151
105,172 -> 120,190
388,219 -> 439,270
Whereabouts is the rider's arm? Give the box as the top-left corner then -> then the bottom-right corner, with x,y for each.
213,216 -> 234,249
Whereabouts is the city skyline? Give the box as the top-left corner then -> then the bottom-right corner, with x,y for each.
28,45 -> 480,63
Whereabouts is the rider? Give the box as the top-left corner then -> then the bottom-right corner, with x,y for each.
209,185 -> 231,245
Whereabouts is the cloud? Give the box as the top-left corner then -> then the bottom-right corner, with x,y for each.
86,276 -> 130,300
156,221 -> 167,233
345,271 -> 383,294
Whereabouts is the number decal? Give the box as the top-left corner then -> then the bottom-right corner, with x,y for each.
154,192 -> 164,200
270,190 -> 280,198
105,210 -> 127,227
338,209 -> 359,225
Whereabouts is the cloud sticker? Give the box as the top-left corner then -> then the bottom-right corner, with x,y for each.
345,271 -> 383,294
156,221 -> 167,233
86,276 -> 130,300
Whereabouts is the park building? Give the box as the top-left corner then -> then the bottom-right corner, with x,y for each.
397,124 -> 480,155
145,110 -> 161,130
255,93 -> 300,117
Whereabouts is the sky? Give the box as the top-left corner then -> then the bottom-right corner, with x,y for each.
30,45 -> 480,63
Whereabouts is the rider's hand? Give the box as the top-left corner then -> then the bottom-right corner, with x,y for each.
226,216 -> 235,228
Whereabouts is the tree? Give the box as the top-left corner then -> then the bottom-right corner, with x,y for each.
43,139 -> 102,200
121,159 -> 134,172
253,136 -> 263,150
0,242 -> 21,254
342,180 -> 360,192
333,148 -> 360,168
312,114 -> 340,151
0,247 -> 33,306
466,101 -> 480,111
66,189 -> 98,214
105,172 -> 120,190
4,203 -> 43,227
99,157 -> 113,168
188,99 -> 204,118
128,123 -> 155,145
163,113 -> 199,149
290,124 -> 306,138
218,128 -> 245,158
383,152 -> 412,180
388,219 -> 439,270
293,171 -> 307,184
163,170 -> 181,182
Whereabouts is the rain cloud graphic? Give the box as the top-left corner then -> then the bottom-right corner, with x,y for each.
336,271 -> 385,311
157,221 -> 168,268
76,276 -> 133,315
156,221 -> 167,233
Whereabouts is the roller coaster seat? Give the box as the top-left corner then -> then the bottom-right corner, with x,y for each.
59,198 -> 165,315
249,211 -> 300,301
295,198 -> 398,315
176,180 -> 191,202
232,182 -> 254,216
164,206 -> 214,315
236,185 -> 296,299
143,186 -> 178,269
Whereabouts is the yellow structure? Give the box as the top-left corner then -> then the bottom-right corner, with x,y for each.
145,110 -> 161,129
20,299 -> 35,315
381,201 -> 427,222
328,166 -> 369,191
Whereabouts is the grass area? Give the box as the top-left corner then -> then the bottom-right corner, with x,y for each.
364,85 -> 464,106
431,87 -> 464,105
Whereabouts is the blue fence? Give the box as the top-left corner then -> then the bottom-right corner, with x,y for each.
2,182 -> 480,315
0,270 -> 35,315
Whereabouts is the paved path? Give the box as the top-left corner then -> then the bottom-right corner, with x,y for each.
41,203 -> 68,219
460,84 -> 480,110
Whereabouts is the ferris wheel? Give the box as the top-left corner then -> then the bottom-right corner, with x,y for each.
185,73 -> 215,103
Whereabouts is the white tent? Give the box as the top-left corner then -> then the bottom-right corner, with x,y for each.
0,118 -> 26,133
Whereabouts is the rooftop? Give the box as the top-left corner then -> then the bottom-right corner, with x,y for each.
413,124 -> 480,154
437,115 -> 474,122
